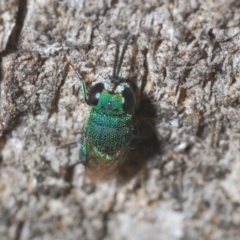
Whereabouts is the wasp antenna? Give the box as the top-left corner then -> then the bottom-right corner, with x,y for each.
116,34 -> 132,77
68,62 -> 88,104
112,40 -> 120,79
69,62 -> 82,81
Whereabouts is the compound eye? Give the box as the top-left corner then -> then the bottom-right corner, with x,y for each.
88,83 -> 104,105
122,87 -> 135,112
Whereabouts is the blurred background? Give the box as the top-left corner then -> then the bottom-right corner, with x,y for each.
1,0 -> 240,239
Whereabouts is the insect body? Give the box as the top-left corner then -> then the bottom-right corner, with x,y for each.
70,35 -> 135,181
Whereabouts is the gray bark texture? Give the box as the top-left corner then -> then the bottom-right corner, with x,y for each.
1,0 -> 240,239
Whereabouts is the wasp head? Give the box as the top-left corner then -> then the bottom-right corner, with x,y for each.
88,34 -> 135,115
88,80 -> 135,115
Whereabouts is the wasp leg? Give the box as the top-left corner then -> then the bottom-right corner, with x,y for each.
79,141 -> 87,164
68,62 -> 89,105
79,128 -> 87,164
79,81 -> 88,104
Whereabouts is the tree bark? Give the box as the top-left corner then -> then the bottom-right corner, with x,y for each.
1,0 -> 240,239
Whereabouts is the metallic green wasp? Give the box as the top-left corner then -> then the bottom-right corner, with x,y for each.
70,35 -> 135,182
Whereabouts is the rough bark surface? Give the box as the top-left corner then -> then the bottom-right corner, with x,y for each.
1,0 -> 240,239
